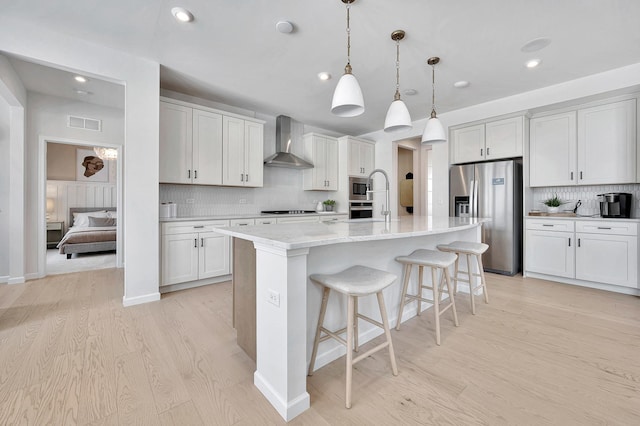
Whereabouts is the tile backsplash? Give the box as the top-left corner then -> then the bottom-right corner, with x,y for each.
160,167 -> 334,217
532,184 -> 640,217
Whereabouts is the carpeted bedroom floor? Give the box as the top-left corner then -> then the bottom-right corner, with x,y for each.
46,248 -> 116,275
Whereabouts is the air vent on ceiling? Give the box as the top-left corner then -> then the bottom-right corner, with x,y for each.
68,115 -> 102,131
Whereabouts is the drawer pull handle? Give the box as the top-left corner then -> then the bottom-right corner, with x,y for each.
201,238 -> 204,247
568,238 -> 571,247
238,223 -> 248,226
578,238 -> 581,247
193,225 -> 205,229
597,227 -> 611,230
542,224 -> 553,227
194,238 -> 197,248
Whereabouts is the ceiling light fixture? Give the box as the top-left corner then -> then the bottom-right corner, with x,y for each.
422,57 -> 446,144
318,72 -> 332,81
384,30 -> 412,133
171,7 -> 194,23
521,37 -> 551,53
94,147 -> 118,160
453,80 -> 470,88
276,20 -> 294,34
331,0 -> 364,117
74,76 -> 87,83
74,89 -> 92,95
526,58 -> 542,68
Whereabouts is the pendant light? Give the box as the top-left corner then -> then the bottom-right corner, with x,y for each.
331,0 -> 364,117
383,30 -> 412,133
422,57 -> 446,143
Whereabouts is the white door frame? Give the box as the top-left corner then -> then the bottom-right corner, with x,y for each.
38,136 -> 124,277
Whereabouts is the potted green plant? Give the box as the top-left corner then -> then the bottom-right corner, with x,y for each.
323,199 -> 336,212
543,194 -> 563,213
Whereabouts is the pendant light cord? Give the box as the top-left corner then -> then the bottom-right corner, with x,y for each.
345,4 -> 352,71
431,63 -> 436,115
394,40 -> 401,100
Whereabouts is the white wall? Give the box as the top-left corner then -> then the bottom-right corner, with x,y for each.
0,17 -> 160,305
0,98 -> 10,279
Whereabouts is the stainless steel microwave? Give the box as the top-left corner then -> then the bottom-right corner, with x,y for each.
349,176 -> 370,200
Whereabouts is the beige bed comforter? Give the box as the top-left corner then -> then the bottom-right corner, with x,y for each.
57,226 -> 117,253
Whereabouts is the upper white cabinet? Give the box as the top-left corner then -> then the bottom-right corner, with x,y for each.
222,117 -> 264,187
451,116 -> 524,164
344,136 -> 375,177
303,133 -> 339,191
530,99 -> 636,187
160,98 -> 264,187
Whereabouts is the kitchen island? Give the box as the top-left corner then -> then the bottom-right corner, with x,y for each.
215,215 -> 487,421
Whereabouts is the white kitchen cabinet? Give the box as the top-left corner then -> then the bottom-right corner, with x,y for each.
303,133 -> 339,191
319,214 -> 348,223
276,216 -> 319,224
223,117 -> 264,187
159,101 -> 223,185
577,99 -> 636,185
575,221 -> 638,288
344,136 -> 375,177
255,218 -> 276,225
529,99 -> 636,187
161,220 -> 230,286
526,227 -> 575,278
451,116 -> 524,164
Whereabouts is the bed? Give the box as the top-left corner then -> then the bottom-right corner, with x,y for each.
57,207 -> 117,259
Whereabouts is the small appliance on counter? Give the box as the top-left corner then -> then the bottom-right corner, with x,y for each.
598,193 -> 632,218
160,202 -> 177,218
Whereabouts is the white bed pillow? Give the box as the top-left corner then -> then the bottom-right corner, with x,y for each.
73,210 -> 109,227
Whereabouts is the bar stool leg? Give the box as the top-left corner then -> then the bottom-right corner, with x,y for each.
467,253 -> 477,315
376,291 -> 398,376
417,265 -> 424,316
477,255 -> 489,304
431,267 -> 441,346
354,297 -> 359,352
309,287 -> 330,376
444,267 -> 459,327
453,257 -> 460,294
345,295 -> 355,409
395,264 -> 411,330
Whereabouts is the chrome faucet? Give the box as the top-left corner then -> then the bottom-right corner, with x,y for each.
366,168 -> 391,224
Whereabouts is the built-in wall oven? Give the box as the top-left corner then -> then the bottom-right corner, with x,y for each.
349,177 -> 373,219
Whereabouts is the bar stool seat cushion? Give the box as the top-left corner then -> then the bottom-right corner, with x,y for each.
310,265 -> 397,296
437,241 -> 488,255
395,249 -> 457,269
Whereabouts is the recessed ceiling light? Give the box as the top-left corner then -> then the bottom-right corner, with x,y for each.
74,76 -> 87,83
403,88 -> 418,96
318,72 -> 331,81
74,89 -> 92,95
453,80 -> 470,88
276,20 -> 294,34
171,7 -> 194,23
526,58 -> 542,68
521,37 -> 551,53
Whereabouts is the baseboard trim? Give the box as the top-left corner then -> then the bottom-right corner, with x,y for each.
8,276 -> 25,285
254,371 -> 310,421
122,292 -> 161,307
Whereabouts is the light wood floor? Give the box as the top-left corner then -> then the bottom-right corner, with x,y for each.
0,270 -> 638,425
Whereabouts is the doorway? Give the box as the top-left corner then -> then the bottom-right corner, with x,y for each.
394,137 -> 432,216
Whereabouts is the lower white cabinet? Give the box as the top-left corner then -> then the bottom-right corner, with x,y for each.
161,220 -> 230,286
526,219 -> 638,289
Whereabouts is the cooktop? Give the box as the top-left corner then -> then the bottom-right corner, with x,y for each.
261,210 -> 317,215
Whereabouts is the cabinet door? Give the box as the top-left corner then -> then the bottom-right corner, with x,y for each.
529,112 -> 577,187
160,102 -> 192,184
304,135 -> 327,190
199,231 -> 231,279
452,124 -> 485,164
485,116 -> 523,160
577,99 -> 636,185
325,137 -> 339,190
193,109 -> 223,185
244,121 -> 264,187
575,233 -> 637,288
222,116 -> 246,186
360,142 -> 375,176
525,230 -> 574,278
347,140 -> 362,176
161,233 -> 199,285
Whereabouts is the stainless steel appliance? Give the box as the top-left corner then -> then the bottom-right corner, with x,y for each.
598,193 -> 632,218
261,210 -> 317,214
349,202 -> 373,219
450,159 -> 522,275
349,176 -> 369,201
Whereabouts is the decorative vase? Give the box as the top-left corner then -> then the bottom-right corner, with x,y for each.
547,206 -> 559,213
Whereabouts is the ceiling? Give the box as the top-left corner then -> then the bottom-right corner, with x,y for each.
3,0 -> 640,135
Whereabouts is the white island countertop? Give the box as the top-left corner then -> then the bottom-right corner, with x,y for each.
214,216 -> 489,250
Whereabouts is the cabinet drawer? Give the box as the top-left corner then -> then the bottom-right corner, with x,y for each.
575,221 -> 637,236
255,218 -> 276,225
526,219 -> 574,232
276,216 -> 319,224
230,219 -> 255,226
162,220 -> 230,235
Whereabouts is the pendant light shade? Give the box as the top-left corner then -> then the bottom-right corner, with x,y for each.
422,57 -> 446,144
384,30 -> 412,133
331,0 -> 365,117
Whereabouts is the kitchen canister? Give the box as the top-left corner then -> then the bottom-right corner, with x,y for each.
160,202 -> 178,218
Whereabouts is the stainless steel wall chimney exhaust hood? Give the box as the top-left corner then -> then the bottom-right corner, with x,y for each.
264,115 -> 314,169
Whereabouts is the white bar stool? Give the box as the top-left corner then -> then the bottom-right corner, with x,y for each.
395,249 -> 459,346
437,241 -> 489,315
308,265 -> 398,409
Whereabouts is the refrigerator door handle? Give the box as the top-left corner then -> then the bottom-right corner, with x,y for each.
470,179 -> 477,217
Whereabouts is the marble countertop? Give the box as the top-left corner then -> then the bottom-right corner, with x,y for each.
214,215 -> 489,250
159,211 -> 348,223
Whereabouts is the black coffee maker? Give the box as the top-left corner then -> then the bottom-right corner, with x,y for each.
598,193 -> 632,218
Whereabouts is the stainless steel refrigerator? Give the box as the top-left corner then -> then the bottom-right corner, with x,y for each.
450,159 -> 522,275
